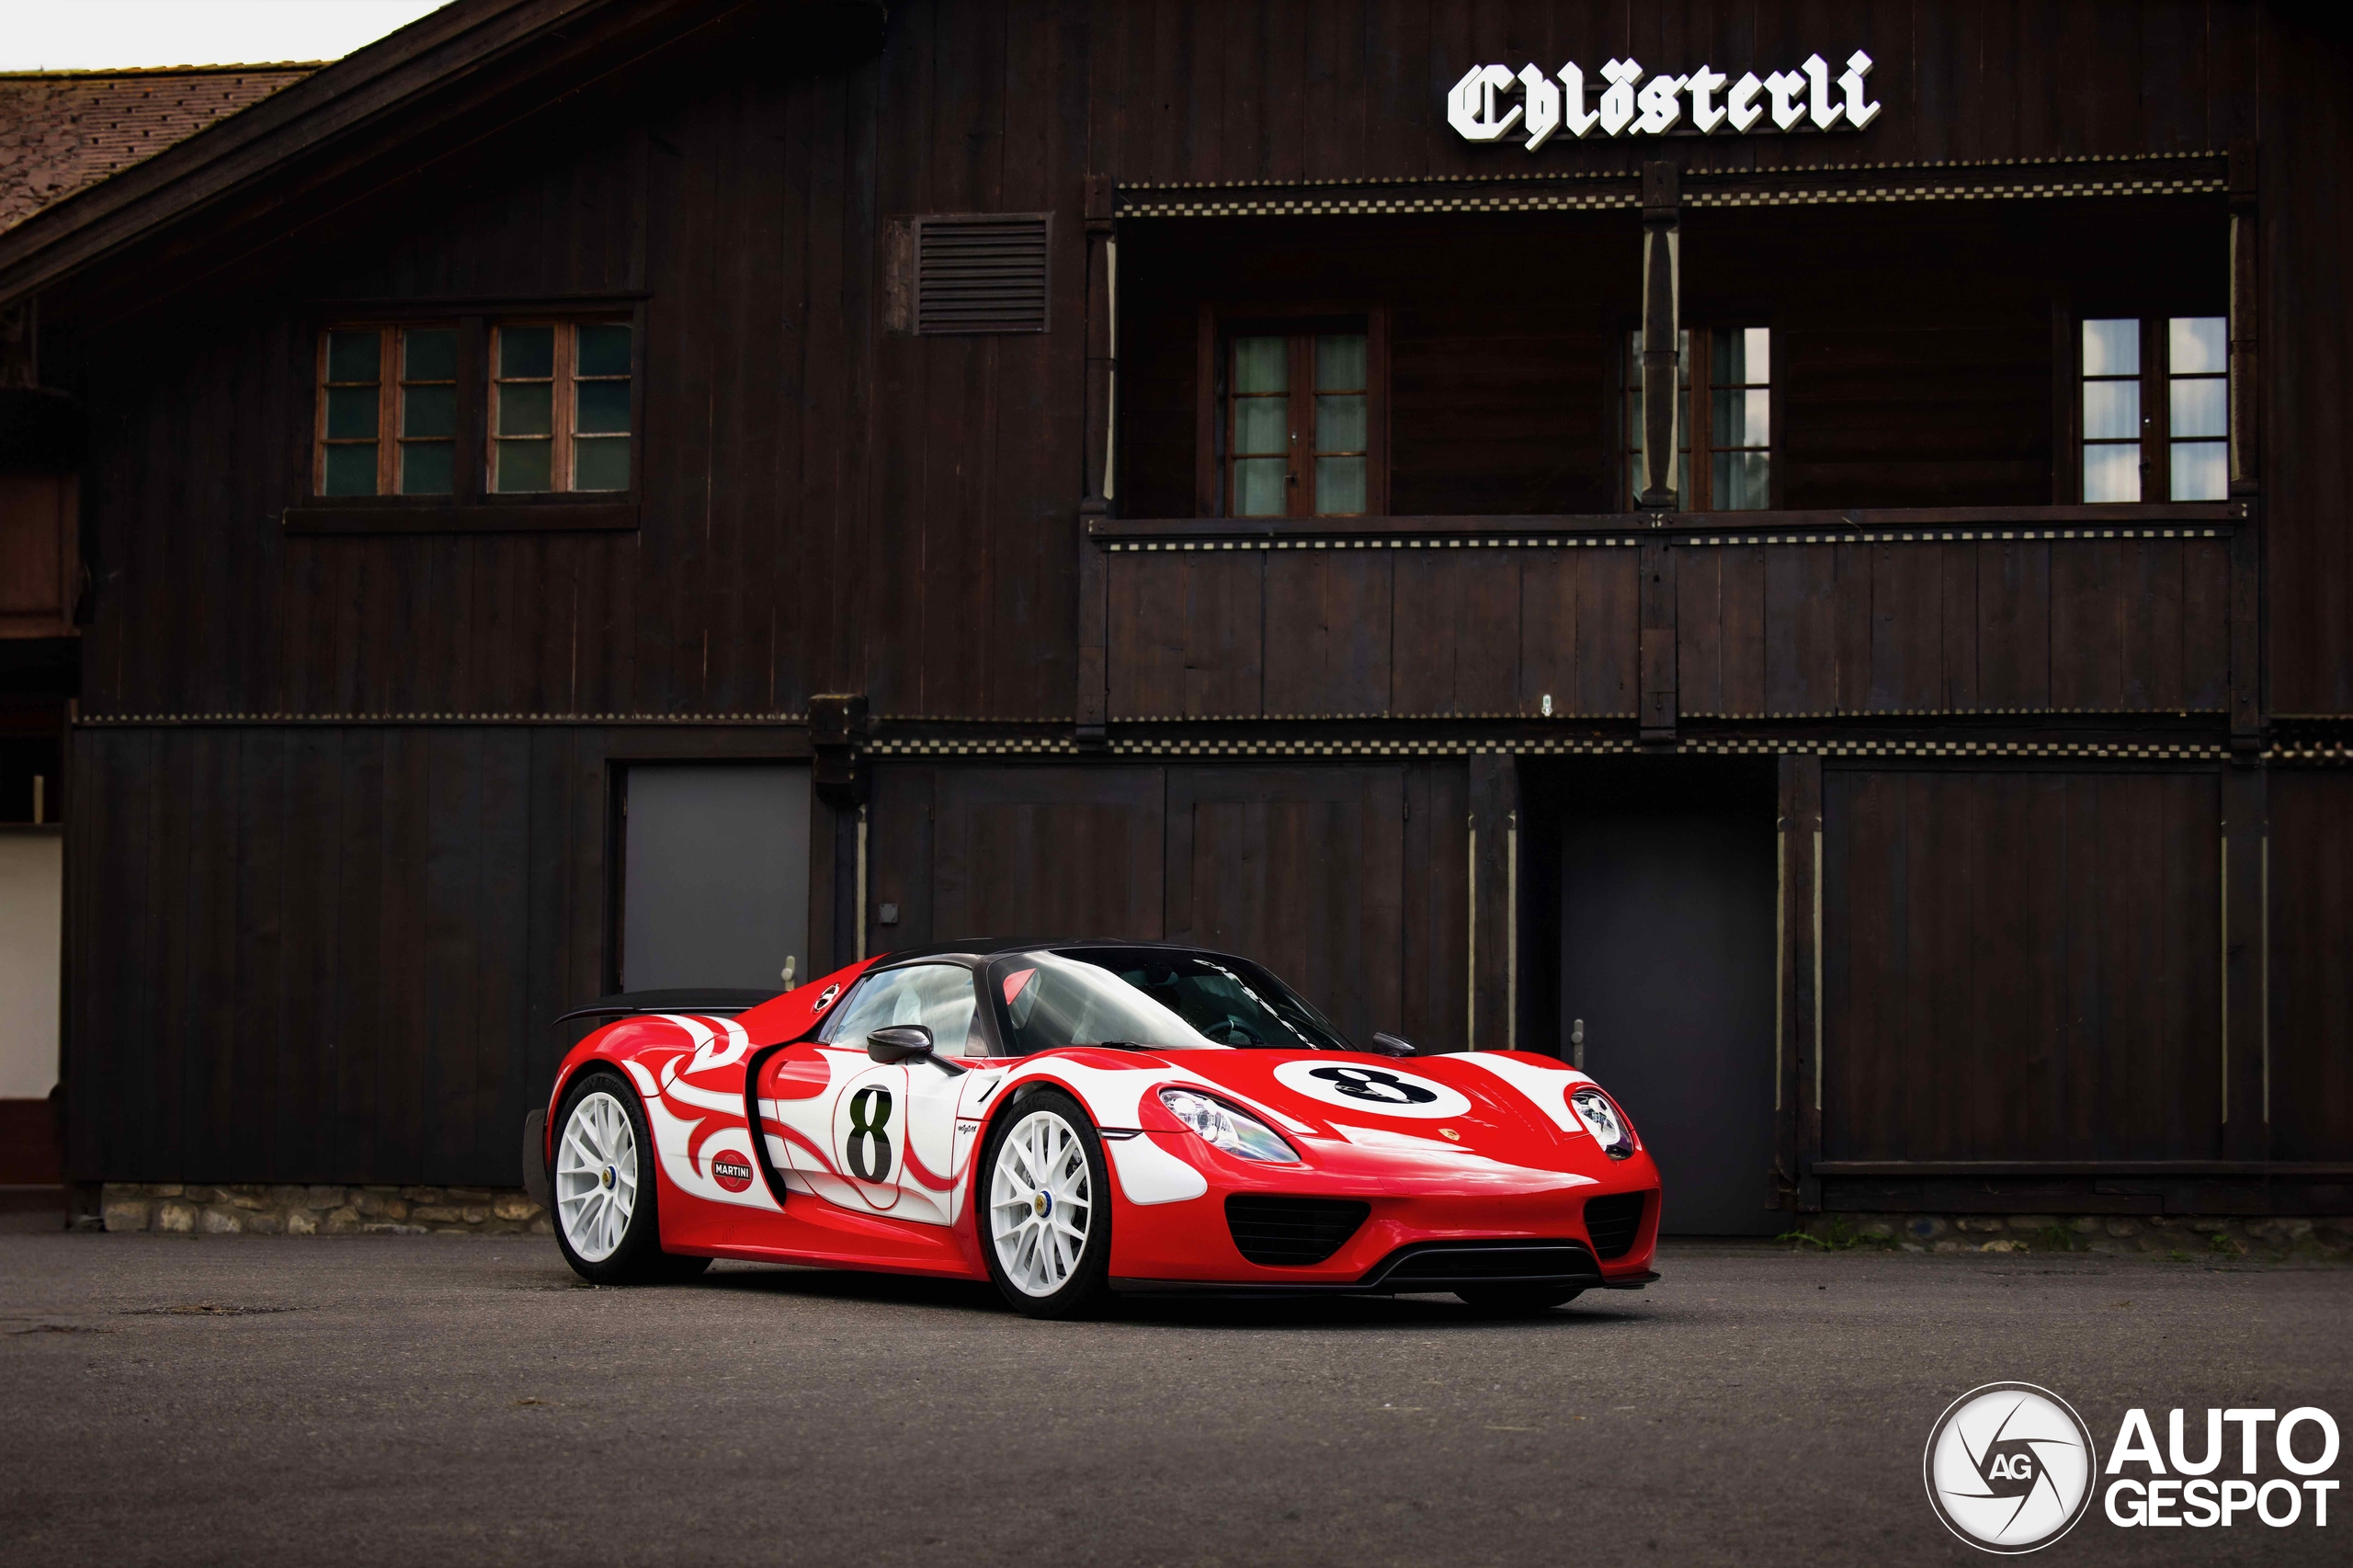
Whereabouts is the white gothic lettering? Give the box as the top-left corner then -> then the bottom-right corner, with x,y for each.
1449,51 -> 1881,149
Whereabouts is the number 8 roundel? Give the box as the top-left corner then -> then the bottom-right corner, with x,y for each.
1269,1059 -> 1472,1119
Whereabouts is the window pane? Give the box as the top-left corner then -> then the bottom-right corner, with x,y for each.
1712,386 -> 1769,449
574,436 -> 631,493
402,327 -> 456,382
2083,442 -> 2141,503
2169,316 -> 2226,376
499,381 -> 553,437
2171,439 -> 2227,501
326,330 -> 380,383
576,380 -> 631,436
2082,378 -> 2140,440
494,438 -> 552,493
402,382 -> 455,439
1715,326 -> 1769,385
1233,396 -> 1287,456
322,443 -> 377,495
1233,457 -> 1288,516
576,323 -> 631,378
2171,376 -> 2226,438
499,325 -> 555,379
1713,450 -> 1770,510
400,440 -> 454,495
1314,334 -> 1367,392
2082,318 -> 2139,377
1233,335 -> 1287,394
1315,393 -> 1366,453
1314,456 -> 1366,515
324,385 -> 379,439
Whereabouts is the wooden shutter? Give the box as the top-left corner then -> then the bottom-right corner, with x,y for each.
913,214 -> 1051,335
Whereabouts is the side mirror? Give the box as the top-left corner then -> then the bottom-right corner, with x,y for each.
866,1025 -> 935,1064
1369,1032 -> 1418,1058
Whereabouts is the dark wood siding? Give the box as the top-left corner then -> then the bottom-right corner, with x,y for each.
1106,531 -> 2229,720
868,759 -> 1466,1051
2268,769 -> 2353,1159
65,722 -> 818,1186
1821,767 -> 2223,1164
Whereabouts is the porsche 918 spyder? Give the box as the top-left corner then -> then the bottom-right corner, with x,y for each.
529,940 -> 1661,1317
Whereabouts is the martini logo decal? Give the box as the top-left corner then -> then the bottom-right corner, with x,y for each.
1924,1382 -> 2097,1553
710,1156 -> 756,1193
1271,1060 -> 1472,1120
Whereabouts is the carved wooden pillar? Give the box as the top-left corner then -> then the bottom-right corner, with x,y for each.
1636,160 -> 1680,512
1075,174 -> 1116,747
2227,141 -> 2262,756
1636,162 -> 1680,745
1784,751 -> 1825,1211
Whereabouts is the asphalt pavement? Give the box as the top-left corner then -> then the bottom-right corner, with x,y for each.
1,1230 -> 2345,1567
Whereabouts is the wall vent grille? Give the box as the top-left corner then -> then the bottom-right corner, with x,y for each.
915,214 -> 1051,335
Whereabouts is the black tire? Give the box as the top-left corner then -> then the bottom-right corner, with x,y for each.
1455,1285 -> 1584,1314
550,1069 -> 710,1286
976,1087 -> 1113,1319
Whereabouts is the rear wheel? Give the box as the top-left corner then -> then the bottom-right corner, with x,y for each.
551,1070 -> 710,1285
1455,1285 -> 1583,1314
979,1089 -> 1112,1319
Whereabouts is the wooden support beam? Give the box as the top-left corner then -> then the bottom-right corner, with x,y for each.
2221,763 -> 2269,1162
1785,751 -> 1824,1211
1639,539 -> 1677,744
1467,750 -> 1518,1052
2227,140 -> 2259,494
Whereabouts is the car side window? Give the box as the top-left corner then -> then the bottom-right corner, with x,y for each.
822,964 -> 984,1057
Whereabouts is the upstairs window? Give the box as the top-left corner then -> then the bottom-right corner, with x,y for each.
1625,327 -> 1772,510
1212,318 -> 1383,518
315,324 -> 458,496
491,322 -> 633,494
2078,315 -> 2227,503
311,314 -> 634,504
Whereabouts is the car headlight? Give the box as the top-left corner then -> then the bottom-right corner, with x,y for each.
1570,1086 -> 1636,1160
1160,1088 -> 1301,1164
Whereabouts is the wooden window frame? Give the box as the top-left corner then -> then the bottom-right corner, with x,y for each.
2061,309 -> 2230,506
287,298 -> 647,535
488,319 -> 636,496
1192,304 -> 1389,519
1620,324 -> 1780,512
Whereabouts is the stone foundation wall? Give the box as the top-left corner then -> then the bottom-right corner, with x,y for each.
99,1183 -> 551,1236
1793,1212 -> 2353,1260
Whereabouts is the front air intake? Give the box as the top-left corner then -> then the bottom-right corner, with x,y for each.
1584,1190 -> 1651,1259
1225,1196 -> 1370,1266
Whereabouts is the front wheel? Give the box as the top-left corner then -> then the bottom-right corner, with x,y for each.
551,1070 -> 710,1285
979,1089 -> 1112,1318
1455,1285 -> 1583,1314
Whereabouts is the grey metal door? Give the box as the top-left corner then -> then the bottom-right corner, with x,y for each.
1560,810 -> 1779,1235
622,765 -> 811,992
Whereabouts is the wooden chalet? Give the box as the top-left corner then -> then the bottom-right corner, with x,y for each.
0,0 -> 2347,1231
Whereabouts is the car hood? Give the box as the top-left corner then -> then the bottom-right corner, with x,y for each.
1060,1046 -> 1622,1176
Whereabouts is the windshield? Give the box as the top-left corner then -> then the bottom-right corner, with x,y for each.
987,947 -> 1354,1054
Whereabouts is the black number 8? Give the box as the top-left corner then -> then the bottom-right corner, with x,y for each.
1309,1065 -> 1437,1105
847,1085 -> 894,1182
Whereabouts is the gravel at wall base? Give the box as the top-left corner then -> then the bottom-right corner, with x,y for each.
99,1183 -> 551,1236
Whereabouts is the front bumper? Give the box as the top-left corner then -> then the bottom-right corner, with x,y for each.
1104,1131 -> 1663,1292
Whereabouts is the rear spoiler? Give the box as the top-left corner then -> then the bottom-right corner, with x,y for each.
553,987 -> 779,1027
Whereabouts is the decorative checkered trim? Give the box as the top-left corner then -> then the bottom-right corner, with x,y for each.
1101,734 -> 2234,761
1101,526 -> 2231,552
75,710 -> 812,726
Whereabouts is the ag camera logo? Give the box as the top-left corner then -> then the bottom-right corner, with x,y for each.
1924,1383 -> 2097,1553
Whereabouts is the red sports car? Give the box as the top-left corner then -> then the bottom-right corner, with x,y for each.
529,941 -> 1661,1317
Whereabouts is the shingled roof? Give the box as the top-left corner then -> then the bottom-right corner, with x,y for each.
0,64 -> 320,235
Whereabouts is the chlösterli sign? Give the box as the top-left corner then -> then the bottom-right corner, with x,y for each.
1448,52 -> 1881,150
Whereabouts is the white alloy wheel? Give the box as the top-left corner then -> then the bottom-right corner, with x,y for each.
988,1108 -> 1094,1297
556,1090 -> 640,1263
